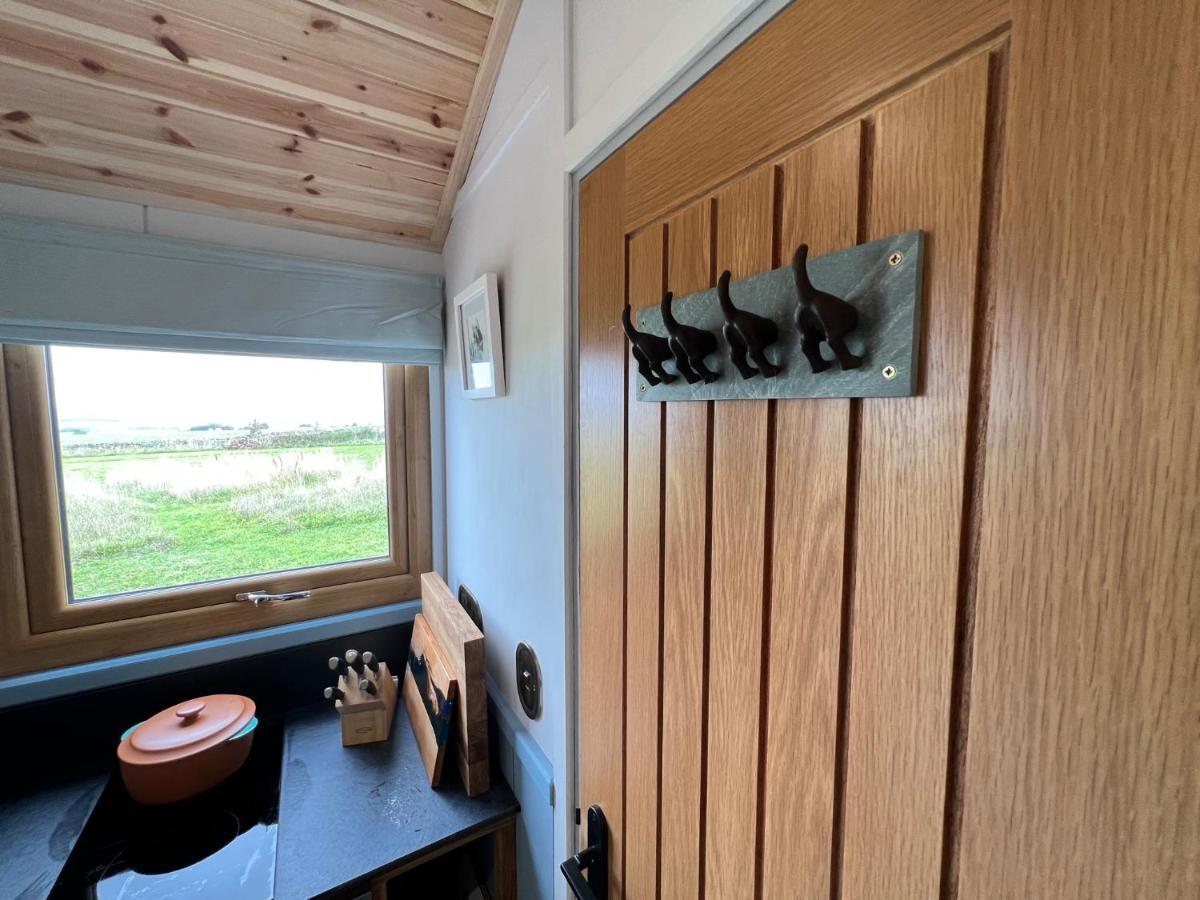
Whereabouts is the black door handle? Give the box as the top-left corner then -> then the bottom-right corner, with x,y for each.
560,805 -> 608,900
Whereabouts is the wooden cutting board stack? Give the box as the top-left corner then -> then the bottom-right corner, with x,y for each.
419,572 -> 489,796
402,613 -> 459,786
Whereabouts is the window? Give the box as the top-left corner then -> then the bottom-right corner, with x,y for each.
0,344 -> 432,677
52,347 -> 392,600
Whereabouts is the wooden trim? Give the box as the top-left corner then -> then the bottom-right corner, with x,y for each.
491,817 -> 517,900
622,226 -> 664,898
0,347 -> 33,644
576,149 -> 627,893
386,364 -> 411,571
403,365 -> 434,576
0,572 -> 420,677
367,814 -> 517,897
430,0 -> 522,247
620,0 -> 1009,231
0,349 -> 433,677
4,344 -> 70,626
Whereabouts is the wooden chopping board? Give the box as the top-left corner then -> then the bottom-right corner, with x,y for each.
402,613 -> 458,787
420,572 -> 489,795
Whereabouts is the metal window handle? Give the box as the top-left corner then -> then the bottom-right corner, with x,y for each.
560,805 -> 607,900
234,590 -> 311,605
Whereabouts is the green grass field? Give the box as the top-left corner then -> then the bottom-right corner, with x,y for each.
61,442 -> 389,599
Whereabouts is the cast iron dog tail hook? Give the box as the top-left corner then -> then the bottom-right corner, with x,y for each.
792,244 -> 864,372
661,290 -> 720,384
716,269 -> 782,379
621,303 -> 676,385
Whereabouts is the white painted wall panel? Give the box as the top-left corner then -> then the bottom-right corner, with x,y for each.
442,2 -> 569,894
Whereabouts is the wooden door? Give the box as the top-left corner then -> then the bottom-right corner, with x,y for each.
577,1 -> 1199,899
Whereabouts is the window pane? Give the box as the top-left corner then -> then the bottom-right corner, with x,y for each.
49,346 -> 390,601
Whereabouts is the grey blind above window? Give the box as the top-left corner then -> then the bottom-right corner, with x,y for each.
0,216 -> 443,364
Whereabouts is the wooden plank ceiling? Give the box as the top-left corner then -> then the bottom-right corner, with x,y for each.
0,0 -> 520,248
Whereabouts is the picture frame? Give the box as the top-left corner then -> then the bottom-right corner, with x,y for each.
452,273 -> 506,399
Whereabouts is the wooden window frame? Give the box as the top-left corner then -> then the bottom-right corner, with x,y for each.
0,344 -> 432,677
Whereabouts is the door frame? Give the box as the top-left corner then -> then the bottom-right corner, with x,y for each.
562,0 -> 794,859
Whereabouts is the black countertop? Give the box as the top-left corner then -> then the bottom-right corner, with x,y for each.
276,705 -> 519,899
0,774 -> 107,900
2,705 -> 518,900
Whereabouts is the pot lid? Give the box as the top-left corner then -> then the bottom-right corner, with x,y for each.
120,695 -> 255,764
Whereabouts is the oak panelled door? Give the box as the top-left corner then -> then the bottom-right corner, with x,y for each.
577,0 -> 1199,898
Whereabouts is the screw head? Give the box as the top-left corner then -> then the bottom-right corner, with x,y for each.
888,251 -> 904,266
882,364 -> 898,380
639,383 -> 647,393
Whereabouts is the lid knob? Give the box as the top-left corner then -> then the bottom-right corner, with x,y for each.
175,700 -> 206,721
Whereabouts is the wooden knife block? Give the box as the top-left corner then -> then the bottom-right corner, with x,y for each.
333,663 -> 398,746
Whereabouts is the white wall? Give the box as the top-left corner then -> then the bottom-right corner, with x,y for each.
571,0 -> 690,118
566,0 -> 762,166
442,1 -> 765,895
441,0 -> 570,891
0,182 -> 443,274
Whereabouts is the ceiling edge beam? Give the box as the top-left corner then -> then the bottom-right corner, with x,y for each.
430,0 -> 521,249
0,169 -> 438,250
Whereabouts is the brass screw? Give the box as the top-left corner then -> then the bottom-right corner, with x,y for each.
882,365 -> 898,380
888,251 -> 904,266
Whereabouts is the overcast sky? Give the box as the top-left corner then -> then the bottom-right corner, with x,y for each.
50,346 -> 385,431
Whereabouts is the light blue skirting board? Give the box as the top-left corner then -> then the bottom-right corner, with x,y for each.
487,677 -> 556,900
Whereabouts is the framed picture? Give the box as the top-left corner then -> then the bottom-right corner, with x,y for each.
453,273 -> 506,399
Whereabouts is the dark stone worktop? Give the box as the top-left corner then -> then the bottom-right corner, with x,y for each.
0,774 -> 107,900
1,704 -> 518,899
276,705 -> 519,899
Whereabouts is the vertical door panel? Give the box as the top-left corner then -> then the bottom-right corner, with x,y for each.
581,6 -> 1197,900
621,0 -> 1009,231
962,0 -> 1200,896
624,226 -> 665,898
760,121 -> 862,899
659,200 -> 713,900
577,151 -> 627,894
703,169 -> 773,899
842,55 -> 991,900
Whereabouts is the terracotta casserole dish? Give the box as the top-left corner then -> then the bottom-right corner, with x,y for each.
117,694 -> 257,805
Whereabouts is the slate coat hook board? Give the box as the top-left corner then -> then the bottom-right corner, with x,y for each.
624,230 -> 925,401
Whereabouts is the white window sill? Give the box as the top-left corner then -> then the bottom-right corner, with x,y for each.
0,599 -> 419,710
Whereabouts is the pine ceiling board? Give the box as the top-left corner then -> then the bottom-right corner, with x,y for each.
430,0 -> 518,245
302,0 -> 492,63
0,20 -> 456,172
6,0 -> 467,140
0,168 -> 434,247
0,148 -> 433,241
0,132 -> 440,227
448,0 -> 496,16
0,0 -> 524,247
0,63 -> 446,197
142,0 -> 479,113
0,116 -> 441,219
